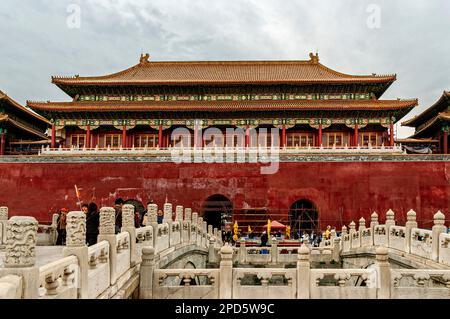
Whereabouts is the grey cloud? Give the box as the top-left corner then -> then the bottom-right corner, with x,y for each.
0,0 -> 448,137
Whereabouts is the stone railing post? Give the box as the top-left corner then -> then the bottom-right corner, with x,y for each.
359,217 -> 366,231
332,237 -> 341,262
238,238 -> 246,264
191,212 -> 198,244
122,204 -> 138,266
208,237 -> 218,264
219,245 -> 233,298
97,207 -> 118,285
147,204 -> 159,247
163,203 -> 173,224
175,206 -> 183,222
349,221 -> 356,247
341,225 -> 347,235
139,247 -> 155,299
203,221 -> 208,248
270,237 -> 278,264
375,246 -> 390,299
63,212 -> 88,299
370,212 -> 379,246
385,209 -> 395,246
0,206 -> 8,248
197,217 -> 204,247
184,208 -> 192,222
1,217 -> 39,299
432,211 -> 447,262
405,209 -> 418,254
297,245 -> 310,299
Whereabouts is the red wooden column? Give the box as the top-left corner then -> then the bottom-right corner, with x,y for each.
51,124 -> 56,149
122,125 -> 127,148
193,124 -> 198,149
158,125 -> 163,148
245,125 -> 250,148
318,124 -> 323,147
281,124 -> 286,148
0,133 -> 5,155
86,125 -> 91,148
389,122 -> 395,147
443,130 -> 449,154
354,122 -> 359,147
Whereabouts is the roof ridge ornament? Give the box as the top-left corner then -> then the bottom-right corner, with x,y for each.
309,52 -> 319,63
140,53 -> 150,64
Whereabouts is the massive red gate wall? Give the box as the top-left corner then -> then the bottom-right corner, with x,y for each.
0,161 -> 449,227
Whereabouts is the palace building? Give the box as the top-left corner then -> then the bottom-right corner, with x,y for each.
400,91 -> 449,154
0,91 -> 49,155
3,53 -> 448,234
27,53 -> 418,152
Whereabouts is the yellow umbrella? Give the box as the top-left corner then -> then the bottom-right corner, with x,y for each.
248,225 -> 252,233
267,219 -> 271,236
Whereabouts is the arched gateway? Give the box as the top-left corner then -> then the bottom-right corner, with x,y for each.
202,195 -> 233,232
289,199 -> 319,234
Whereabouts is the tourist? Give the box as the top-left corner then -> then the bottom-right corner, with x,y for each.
86,202 -> 100,246
114,198 -> 124,234
157,210 -> 164,224
81,203 -> 89,215
260,230 -> 268,247
56,208 -> 68,245
140,200 -> 153,227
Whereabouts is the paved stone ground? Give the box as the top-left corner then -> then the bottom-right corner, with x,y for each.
0,246 -> 64,268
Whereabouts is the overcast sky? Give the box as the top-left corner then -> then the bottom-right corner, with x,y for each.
0,0 -> 449,137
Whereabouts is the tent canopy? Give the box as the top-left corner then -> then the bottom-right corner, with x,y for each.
265,221 -> 286,229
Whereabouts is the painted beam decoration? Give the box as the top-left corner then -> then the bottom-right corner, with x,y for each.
53,117 -> 395,128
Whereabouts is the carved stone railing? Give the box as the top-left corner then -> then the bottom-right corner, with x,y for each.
0,275 -> 22,298
340,210 -> 449,267
153,269 -> 220,299
310,269 -> 377,299
390,269 -> 450,298
87,241 -> 110,299
233,268 -> 297,299
38,255 -> 79,299
0,203 -> 218,299
439,233 -> 450,266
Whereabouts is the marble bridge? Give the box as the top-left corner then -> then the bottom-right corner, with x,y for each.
0,205 -> 449,299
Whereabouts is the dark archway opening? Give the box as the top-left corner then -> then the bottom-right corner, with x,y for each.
202,195 -> 233,233
289,200 -> 319,235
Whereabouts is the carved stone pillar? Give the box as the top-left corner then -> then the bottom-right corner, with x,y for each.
163,203 -> 173,224
219,245 -> 233,298
385,209 -> 396,247
432,211 -> 447,261
122,204 -> 138,266
184,208 -> 192,222
98,207 -> 118,285
147,204 -> 158,247
0,206 -> 8,247
376,246 -> 390,299
297,245 -> 310,299
175,206 -> 183,222
139,247 -> 155,299
2,216 -> 39,298
63,211 -> 89,298
405,209 -> 417,254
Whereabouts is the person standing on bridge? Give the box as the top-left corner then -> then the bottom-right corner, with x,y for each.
86,202 -> 99,246
56,208 -> 68,245
114,198 -> 124,234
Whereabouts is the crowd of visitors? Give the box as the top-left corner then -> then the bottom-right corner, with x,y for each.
55,198 -> 161,246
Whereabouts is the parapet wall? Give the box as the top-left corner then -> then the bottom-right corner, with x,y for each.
0,157 -> 449,226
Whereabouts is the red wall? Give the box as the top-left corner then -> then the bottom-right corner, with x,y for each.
0,161 -> 449,228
